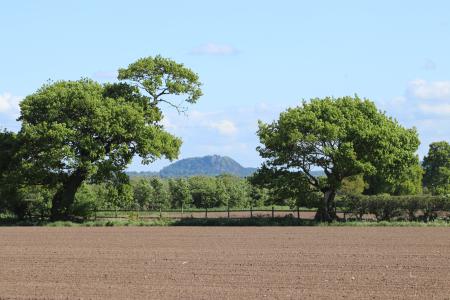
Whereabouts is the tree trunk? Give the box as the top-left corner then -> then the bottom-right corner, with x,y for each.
314,190 -> 337,222
50,169 -> 87,221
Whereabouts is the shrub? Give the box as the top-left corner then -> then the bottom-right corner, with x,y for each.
339,194 -> 368,220
365,194 -> 403,221
339,194 -> 449,221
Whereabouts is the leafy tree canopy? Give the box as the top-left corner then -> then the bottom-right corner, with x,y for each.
19,79 -> 179,181
14,83 -> 169,218
423,141 -> 450,195
256,95 -> 420,221
7,56 -> 203,220
365,162 -> 423,196
118,55 -> 202,112
168,178 -> 193,208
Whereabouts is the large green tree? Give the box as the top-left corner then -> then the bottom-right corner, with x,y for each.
16,56 -> 201,220
423,141 -> 450,195
256,96 -> 420,221
12,56 -> 202,220
18,79 -> 179,219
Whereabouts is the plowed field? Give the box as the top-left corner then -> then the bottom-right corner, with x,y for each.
1,227 -> 449,299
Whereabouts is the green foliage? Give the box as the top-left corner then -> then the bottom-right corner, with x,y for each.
365,161 -> 423,195
1,173 -> 270,218
249,186 -> 270,207
0,131 -> 21,215
339,175 -> 367,195
5,185 -> 53,220
0,131 -> 19,175
149,177 -> 171,209
341,194 -> 450,221
188,176 -> 218,208
15,78 -> 182,219
217,174 -> 251,207
72,184 -> 97,219
0,55 -> 203,221
423,141 -> 450,195
104,182 -> 134,209
168,178 -> 193,208
365,194 -> 404,221
118,55 -> 202,111
132,178 -> 154,209
214,177 -> 230,207
250,166 -> 317,208
19,79 -> 181,181
256,96 -> 420,221
339,193 -> 368,220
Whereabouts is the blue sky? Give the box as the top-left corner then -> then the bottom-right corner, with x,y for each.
1,1 -> 449,171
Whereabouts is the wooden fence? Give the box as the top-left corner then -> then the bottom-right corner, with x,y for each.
91,207 -> 347,221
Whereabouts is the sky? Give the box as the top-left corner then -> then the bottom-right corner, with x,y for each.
1,0 -> 449,171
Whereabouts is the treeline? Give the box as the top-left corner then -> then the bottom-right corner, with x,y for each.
4,174 -> 448,222
0,175 -> 273,219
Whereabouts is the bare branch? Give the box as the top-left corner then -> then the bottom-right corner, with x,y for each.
156,99 -> 187,114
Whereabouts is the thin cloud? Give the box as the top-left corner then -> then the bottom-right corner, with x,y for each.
209,120 -> 238,136
405,79 -> 450,116
0,92 -> 22,130
378,81 -> 450,158
407,79 -> 450,101
190,43 -> 239,55
0,92 -> 21,113
418,103 -> 450,115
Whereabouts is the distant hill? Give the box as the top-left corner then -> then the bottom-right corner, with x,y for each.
127,155 -> 326,178
126,155 -> 255,178
159,155 -> 257,178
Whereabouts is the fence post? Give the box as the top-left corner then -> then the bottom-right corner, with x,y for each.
181,203 -> 184,218
272,206 -> 274,219
115,208 -> 117,218
250,206 -> 253,218
297,206 -> 300,219
227,206 -> 230,219
159,207 -> 162,218
94,207 -> 97,221
205,207 -> 208,219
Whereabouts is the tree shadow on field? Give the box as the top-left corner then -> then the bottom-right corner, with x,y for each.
172,217 -> 317,226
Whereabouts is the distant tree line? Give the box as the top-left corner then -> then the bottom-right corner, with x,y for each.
0,175 -> 273,219
1,156 -> 448,221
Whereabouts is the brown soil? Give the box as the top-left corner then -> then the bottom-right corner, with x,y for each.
1,227 -> 449,299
